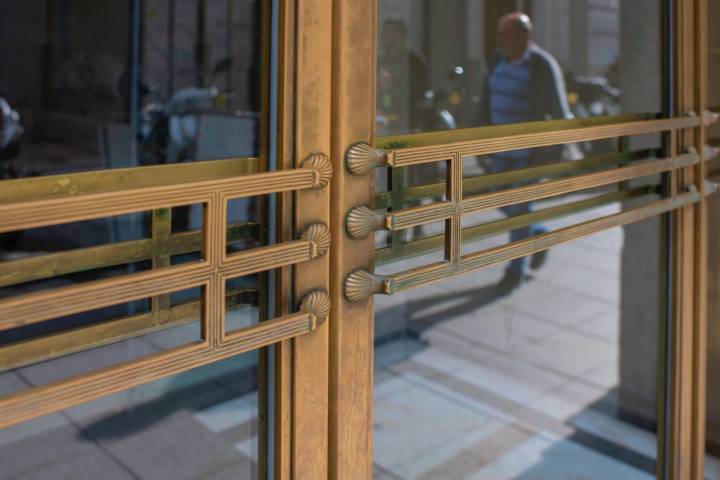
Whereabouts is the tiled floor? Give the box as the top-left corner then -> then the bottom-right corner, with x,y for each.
0,348 -> 261,480
373,199 -> 720,479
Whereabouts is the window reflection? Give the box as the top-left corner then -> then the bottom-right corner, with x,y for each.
376,0 -> 662,136
0,0 -> 264,179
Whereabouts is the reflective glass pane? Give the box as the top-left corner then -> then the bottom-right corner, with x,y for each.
0,351 -> 262,480
0,0 -> 265,178
377,0 -> 663,136
374,211 -> 667,479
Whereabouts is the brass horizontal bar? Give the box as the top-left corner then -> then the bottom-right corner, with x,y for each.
380,116 -> 699,168
372,150 -> 651,209
377,114 -> 655,149
0,310 -> 317,429
221,239 -> 316,278
0,231 -> 322,331
0,167 -> 318,234
0,289 -> 258,372
0,222 -> 258,289
379,154 -> 696,233
0,157 -> 260,205
377,114 -> 696,151
0,263 -> 213,332
375,188 -> 650,265
387,202 -> 456,230
459,150 -> 651,196
461,153 -> 697,215
383,191 -> 698,294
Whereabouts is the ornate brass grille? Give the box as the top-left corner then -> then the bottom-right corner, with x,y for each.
0,154 -> 332,428
344,115 -> 704,302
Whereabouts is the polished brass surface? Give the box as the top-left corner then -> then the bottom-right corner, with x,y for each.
343,269 -> 389,302
375,187 -> 652,265
368,154 -> 696,237
301,151 -> 333,189
0,289 -> 258,372
376,114 -> 693,151
0,222 -> 258,289
299,289 -> 332,326
345,141 -> 393,175
0,159 -> 332,428
0,156 -> 260,205
347,190 -> 699,302
371,149 -> 651,210
460,154 -> 697,215
0,167 -> 323,235
382,117 -> 699,168
0,306 -> 319,429
346,205 -> 386,239
301,222 -> 332,257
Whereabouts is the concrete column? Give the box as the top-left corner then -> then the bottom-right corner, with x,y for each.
618,0 -> 664,427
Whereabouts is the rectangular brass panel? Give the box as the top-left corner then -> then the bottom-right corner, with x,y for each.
382,191 -> 699,295
0,159 -> 329,429
0,263 -> 212,332
383,117 -> 699,168
0,168 -> 316,234
378,115 -> 698,151
372,149 -> 651,209
381,153 -> 697,232
221,239 -> 315,278
0,309 -> 318,429
460,153 -> 697,214
376,188 -> 650,265
0,157 -> 259,205
0,222 -> 257,289
0,289 -> 258,372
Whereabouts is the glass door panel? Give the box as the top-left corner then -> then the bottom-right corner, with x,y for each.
376,0 -> 663,137
368,1 -> 687,478
0,352 -> 262,479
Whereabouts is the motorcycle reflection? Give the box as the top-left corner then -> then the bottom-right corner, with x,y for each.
0,97 -> 23,179
0,97 -> 24,248
139,86 -> 220,166
564,72 -> 621,155
376,65 -> 475,135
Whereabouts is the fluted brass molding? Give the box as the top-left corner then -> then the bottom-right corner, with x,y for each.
300,289 -> 331,326
362,153 -> 697,237
345,205 -> 386,239
375,188 -> 651,265
346,191 -> 699,302
301,152 -> 333,189
301,222 -> 331,257
0,154 -> 336,427
345,142 -> 392,175
376,115 -> 699,158
0,168 -> 321,234
343,269 -> 389,302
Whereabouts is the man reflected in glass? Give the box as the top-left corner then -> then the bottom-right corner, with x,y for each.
479,12 -> 574,294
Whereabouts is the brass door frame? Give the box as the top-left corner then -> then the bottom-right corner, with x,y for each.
326,0 -> 713,479
0,0 -> 713,478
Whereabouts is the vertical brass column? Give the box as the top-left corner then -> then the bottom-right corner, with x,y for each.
329,0 -> 377,477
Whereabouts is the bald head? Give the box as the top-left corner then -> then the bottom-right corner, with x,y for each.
497,12 -> 533,61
